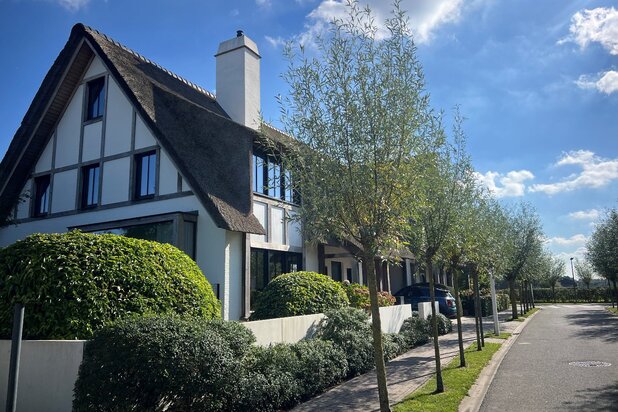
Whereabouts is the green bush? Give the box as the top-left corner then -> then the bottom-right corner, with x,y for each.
531,287 -> 613,303
317,307 -> 374,376
291,339 -> 349,399
342,282 -> 396,309
0,231 -> 220,339
399,315 -> 431,348
383,332 -> 408,360
460,289 -> 509,316
428,313 -> 453,335
251,271 -> 349,320
73,317 -> 248,411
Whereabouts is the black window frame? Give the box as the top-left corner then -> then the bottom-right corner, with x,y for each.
134,150 -> 157,200
85,77 -> 105,121
252,150 -> 299,204
250,248 -> 303,308
80,163 -> 100,209
32,174 -> 51,217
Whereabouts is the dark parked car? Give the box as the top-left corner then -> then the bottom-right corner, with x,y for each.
394,283 -> 457,318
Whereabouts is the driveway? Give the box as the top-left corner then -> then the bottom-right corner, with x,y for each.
480,304 -> 618,412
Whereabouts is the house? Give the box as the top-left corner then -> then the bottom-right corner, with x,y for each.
0,24 -> 435,320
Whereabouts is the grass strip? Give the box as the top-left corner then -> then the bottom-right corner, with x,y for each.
607,307 -> 618,315
484,332 -> 512,339
393,342 -> 501,412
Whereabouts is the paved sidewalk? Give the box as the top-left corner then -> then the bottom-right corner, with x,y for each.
293,312 -> 519,412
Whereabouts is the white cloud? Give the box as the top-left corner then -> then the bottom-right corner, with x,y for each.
256,0 -> 272,8
474,170 -> 534,198
545,234 -> 587,246
560,7 -> 618,55
529,150 -> 618,195
230,8 -> 239,17
265,35 -> 287,48
50,0 -> 90,11
568,209 -> 600,221
575,70 -> 618,94
298,0 -> 474,47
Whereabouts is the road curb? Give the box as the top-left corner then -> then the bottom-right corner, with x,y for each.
459,308 -> 541,412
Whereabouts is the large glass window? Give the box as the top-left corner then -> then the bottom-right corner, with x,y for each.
252,151 -> 297,204
81,164 -> 99,209
250,248 -> 302,308
135,151 -> 157,199
86,77 -> 105,121
33,175 -> 51,217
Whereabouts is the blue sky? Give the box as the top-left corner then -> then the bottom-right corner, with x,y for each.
1,0 -> 617,275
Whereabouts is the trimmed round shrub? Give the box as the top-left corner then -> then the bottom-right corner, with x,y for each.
428,313 -> 453,335
343,282 -> 397,309
251,271 -> 349,320
0,231 -> 220,339
317,307 -> 374,376
399,315 -> 431,348
383,332 -> 408,360
73,316 -> 251,411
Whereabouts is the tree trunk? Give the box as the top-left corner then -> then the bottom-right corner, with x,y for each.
519,283 -> 524,316
530,283 -> 535,308
364,254 -> 391,412
509,279 -> 518,320
453,269 -> 466,367
426,258 -> 444,393
473,268 -> 484,348
551,284 -> 556,304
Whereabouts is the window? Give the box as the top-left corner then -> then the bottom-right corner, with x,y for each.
252,151 -> 298,204
80,164 -> 99,209
250,248 -> 302,308
331,261 -> 342,282
33,175 -> 51,217
135,151 -> 157,199
85,77 -> 105,121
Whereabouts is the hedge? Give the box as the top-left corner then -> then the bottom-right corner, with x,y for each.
342,282 -> 396,309
0,231 -> 220,339
250,271 -> 349,320
531,287 -> 614,303
460,289 -> 509,316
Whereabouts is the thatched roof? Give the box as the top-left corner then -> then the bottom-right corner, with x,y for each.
0,23 -> 265,234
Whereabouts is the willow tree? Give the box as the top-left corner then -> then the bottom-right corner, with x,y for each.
545,256 -> 565,303
503,204 -> 544,319
587,209 -> 618,307
574,259 -> 594,290
403,110 -> 474,392
278,2 -> 429,410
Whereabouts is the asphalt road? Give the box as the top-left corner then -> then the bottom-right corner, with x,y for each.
480,304 -> 618,412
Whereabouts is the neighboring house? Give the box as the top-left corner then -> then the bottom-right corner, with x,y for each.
0,24 -> 437,320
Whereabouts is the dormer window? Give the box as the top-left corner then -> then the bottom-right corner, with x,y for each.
85,77 -> 105,121
33,175 -> 51,217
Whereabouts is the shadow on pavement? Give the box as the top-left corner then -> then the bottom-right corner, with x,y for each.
561,381 -> 618,411
564,310 -> 618,344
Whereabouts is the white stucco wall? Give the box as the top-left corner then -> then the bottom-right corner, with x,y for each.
304,243 -> 319,272
84,55 -> 107,78
158,149 -> 177,195
51,169 -> 77,213
134,114 -> 156,149
104,77 -> 132,156
54,85 -> 83,168
35,134 -> 54,173
101,157 -> 130,205
82,121 -> 102,162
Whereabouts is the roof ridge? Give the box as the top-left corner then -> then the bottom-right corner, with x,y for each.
83,24 -> 217,102
262,122 -> 293,139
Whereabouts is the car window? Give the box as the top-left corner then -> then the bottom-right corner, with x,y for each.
436,289 -> 447,297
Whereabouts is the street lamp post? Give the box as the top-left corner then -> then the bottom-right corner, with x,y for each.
570,257 -> 576,301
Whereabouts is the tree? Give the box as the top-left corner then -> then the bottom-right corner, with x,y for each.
587,209 -> 618,307
544,256 -> 565,303
574,259 -> 594,290
404,109 -> 475,392
502,204 -> 544,319
278,2 -> 428,409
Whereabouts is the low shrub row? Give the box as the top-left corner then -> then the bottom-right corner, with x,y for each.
532,287 -> 614,303
75,308 -> 451,411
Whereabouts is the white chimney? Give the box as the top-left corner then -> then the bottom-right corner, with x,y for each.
215,30 -> 261,130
